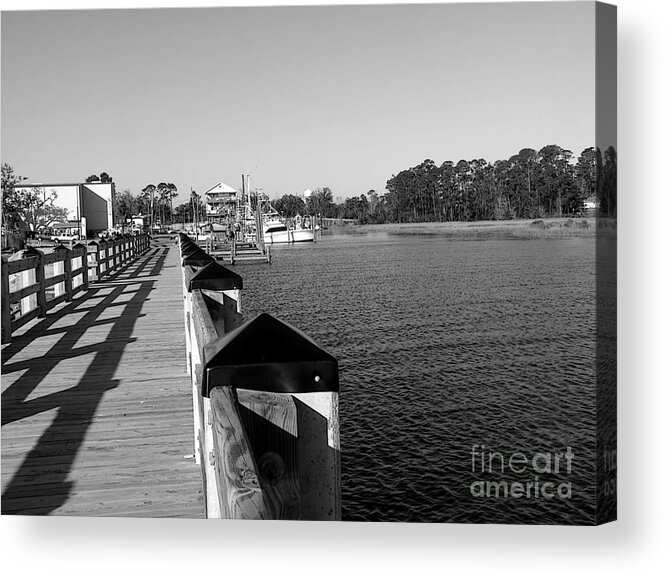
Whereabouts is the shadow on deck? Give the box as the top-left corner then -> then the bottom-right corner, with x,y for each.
1,246 -> 169,514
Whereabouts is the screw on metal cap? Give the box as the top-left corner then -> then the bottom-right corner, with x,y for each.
201,313 -> 338,397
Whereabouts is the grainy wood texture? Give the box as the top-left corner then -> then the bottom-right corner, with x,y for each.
1,239 -> 204,517
206,389 -> 340,521
209,386 -> 268,519
235,389 -> 301,519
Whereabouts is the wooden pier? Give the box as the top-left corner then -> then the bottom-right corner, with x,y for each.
1,239 -> 204,516
202,236 -> 272,265
1,233 -> 339,519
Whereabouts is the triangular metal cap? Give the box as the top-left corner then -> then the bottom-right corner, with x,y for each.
53,243 -> 70,252
188,261 -> 243,292
182,253 -> 215,268
180,243 -> 203,257
22,246 -> 44,258
201,313 -> 338,396
72,242 -> 87,250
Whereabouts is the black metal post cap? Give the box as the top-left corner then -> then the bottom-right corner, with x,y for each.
188,261 -> 243,292
22,246 -> 44,258
201,313 -> 338,397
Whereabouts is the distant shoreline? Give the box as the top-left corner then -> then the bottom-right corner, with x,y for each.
351,218 -> 616,239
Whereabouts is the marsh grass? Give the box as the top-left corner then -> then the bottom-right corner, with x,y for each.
354,218 -> 614,239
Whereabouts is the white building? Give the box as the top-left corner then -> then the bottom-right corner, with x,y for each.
15,181 -> 115,237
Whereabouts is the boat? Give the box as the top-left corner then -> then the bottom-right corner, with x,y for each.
201,173 -> 318,247
262,210 -> 315,244
231,174 -> 316,244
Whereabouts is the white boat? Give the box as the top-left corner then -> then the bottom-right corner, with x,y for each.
214,174 -> 318,245
263,213 -> 315,244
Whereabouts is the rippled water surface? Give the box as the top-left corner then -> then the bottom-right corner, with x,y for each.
238,231 -> 597,523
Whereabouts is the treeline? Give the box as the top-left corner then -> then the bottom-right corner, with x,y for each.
114,183 -> 179,225
381,145 -> 616,223
274,145 -> 617,224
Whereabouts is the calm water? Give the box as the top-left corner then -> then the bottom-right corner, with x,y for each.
238,231 -> 598,524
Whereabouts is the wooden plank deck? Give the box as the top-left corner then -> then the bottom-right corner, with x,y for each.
1,239 -> 205,517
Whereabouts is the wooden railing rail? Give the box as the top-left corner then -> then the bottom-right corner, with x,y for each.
1,233 -> 151,343
85,234 -> 150,282
178,233 -> 341,520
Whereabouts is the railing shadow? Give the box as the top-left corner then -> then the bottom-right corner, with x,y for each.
1,245 -> 168,514
1,245 -> 164,366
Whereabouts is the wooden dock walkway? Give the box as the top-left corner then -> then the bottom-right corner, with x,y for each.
1,239 -> 204,517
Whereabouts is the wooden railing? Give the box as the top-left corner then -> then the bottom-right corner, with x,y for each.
179,233 -> 341,520
1,234 -> 151,343
86,234 -> 150,281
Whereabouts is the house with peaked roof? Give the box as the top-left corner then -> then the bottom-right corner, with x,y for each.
204,182 -> 238,223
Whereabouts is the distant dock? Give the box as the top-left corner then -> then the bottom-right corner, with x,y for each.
203,237 -> 272,265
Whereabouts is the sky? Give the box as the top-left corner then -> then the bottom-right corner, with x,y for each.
1,1 -> 596,204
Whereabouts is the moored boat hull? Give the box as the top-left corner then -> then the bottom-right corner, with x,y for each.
265,228 -> 315,244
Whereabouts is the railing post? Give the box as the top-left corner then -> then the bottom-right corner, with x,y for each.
22,246 -> 47,318
1,257 -> 11,343
72,243 -> 89,291
118,236 -> 125,265
98,239 -> 108,278
109,238 -> 116,273
52,243 -> 72,302
109,238 -> 117,273
200,313 -> 340,520
87,240 -> 100,282
64,248 -> 73,301
115,236 -> 122,266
